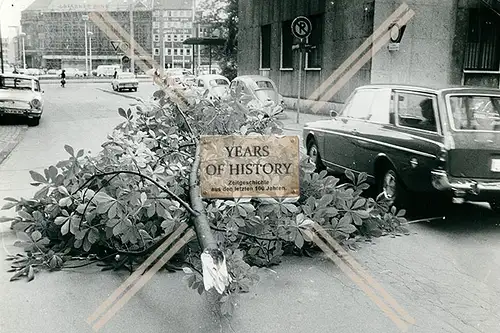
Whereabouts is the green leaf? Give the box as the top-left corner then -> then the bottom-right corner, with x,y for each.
93,192 -> 115,204
4,197 -> 19,202
58,197 -> 73,207
31,231 -> 42,242
57,186 -> 70,196
64,145 -> 75,157
107,203 -> 118,219
48,166 -> 58,180
77,149 -> 84,158
18,211 -> 33,221
61,220 -> 70,235
0,216 -> 16,223
294,233 -> 304,249
118,108 -> 127,118
2,201 -> 17,210
317,194 -> 334,209
352,198 -> 366,210
29,171 -> 46,183
54,216 -> 68,225
345,170 -> 356,184
87,228 -> 100,244
70,215 -> 80,235
182,267 -> 193,274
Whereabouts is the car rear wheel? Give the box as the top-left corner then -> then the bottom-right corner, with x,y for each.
377,167 -> 411,211
489,198 -> 500,213
306,139 -> 325,172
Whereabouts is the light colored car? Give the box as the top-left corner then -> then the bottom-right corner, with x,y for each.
0,73 -> 44,126
229,75 -> 285,111
25,68 -> 44,76
96,65 -> 121,77
58,68 -> 84,78
195,74 -> 230,99
111,72 -> 139,92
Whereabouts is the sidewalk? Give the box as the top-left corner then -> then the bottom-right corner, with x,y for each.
0,124 -> 27,166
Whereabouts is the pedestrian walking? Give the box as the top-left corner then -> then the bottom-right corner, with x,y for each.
113,70 -> 118,79
153,68 -> 159,85
60,70 -> 66,88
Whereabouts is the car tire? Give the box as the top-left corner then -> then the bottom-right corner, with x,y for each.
489,198 -> 500,213
28,118 -> 40,127
377,167 -> 411,211
306,139 -> 325,172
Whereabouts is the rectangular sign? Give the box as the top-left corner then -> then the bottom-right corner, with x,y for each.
200,135 -> 300,198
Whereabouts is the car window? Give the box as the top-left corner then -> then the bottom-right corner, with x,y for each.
449,95 -> 500,131
342,89 -> 376,120
210,79 -> 229,86
396,92 -> 438,132
0,77 -> 33,90
255,80 -> 273,89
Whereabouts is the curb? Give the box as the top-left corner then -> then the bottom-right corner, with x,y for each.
0,125 -> 28,166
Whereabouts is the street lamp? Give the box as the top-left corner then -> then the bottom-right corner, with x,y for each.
87,31 -> 93,75
82,14 -> 89,76
19,32 -> 26,69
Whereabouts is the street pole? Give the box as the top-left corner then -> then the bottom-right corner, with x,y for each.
0,24 -> 4,74
159,5 -> 165,72
296,39 -> 304,124
83,16 -> 88,75
88,31 -> 93,74
129,3 -> 135,73
21,33 -> 26,69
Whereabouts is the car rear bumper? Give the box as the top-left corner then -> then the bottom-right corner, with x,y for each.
431,169 -> 500,196
0,108 -> 42,118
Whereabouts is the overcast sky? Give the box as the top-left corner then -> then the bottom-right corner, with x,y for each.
0,0 -> 35,38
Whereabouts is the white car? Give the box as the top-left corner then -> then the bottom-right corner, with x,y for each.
195,74 -> 230,99
111,72 -> 139,92
25,68 -> 44,76
58,68 -> 84,78
0,73 -> 44,126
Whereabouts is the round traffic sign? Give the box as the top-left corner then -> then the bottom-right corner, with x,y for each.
122,55 -> 130,63
291,16 -> 312,39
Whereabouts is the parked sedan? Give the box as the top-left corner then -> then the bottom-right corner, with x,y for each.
111,72 -> 139,92
0,73 -> 44,126
229,75 -> 285,111
194,74 -> 230,99
303,84 -> 500,212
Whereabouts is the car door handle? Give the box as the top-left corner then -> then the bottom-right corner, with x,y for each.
351,129 -> 359,135
355,139 -> 370,148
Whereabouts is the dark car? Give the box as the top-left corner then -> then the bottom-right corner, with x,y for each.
303,84 -> 500,212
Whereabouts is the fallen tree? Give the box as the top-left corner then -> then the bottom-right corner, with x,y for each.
2,85 -> 408,316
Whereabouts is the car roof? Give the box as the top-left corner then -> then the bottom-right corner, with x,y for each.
0,73 -> 39,81
235,75 -> 273,82
198,74 -> 228,80
357,83 -> 500,95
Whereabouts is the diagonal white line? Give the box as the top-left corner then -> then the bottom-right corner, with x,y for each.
310,8 -> 415,113
308,3 -> 410,101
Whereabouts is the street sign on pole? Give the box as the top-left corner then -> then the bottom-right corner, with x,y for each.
110,40 -> 121,52
291,16 -> 312,40
291,16 -> 312,124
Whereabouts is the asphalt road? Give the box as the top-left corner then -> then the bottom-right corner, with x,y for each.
0,83 -> 500,333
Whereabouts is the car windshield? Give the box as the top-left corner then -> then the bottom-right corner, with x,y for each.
255,80 -> 274,90
449,95 -> 500,131
209,79 -> 229,86
0,77 -> 34,91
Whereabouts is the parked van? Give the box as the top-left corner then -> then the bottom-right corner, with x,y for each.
96,65 -> 121,77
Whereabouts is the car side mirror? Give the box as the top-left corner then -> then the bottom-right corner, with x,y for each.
330,110 -> 338,118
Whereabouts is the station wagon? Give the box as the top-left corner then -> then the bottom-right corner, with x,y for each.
303,84 -> 500,212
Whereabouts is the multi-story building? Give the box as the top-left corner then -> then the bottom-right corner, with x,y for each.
1,38 -> 8,67
21,0 -> 155,71
238,0 -> 500,105
152,0 -> 196,70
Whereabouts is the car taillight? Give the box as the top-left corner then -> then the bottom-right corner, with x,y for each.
30,99 -> 42,109
436,149 -> 447,169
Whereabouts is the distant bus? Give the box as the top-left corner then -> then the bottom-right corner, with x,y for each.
96,65 -> 121,77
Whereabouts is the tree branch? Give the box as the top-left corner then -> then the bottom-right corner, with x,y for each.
189,144 -> 217,249
74,171 -> 198,217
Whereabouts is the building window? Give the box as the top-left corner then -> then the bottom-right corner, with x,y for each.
281,19 -> 294,69
167,49 -> 171,55
154,34 -> 159,42
464,8 -> 500,70
306,14 -> 324,69
154,48 -> 159,55
174,49 -> 178,55
174,35 -> 178,41
180,49 -> 184,55
153,22 -> 159,28
153,11 -> 159,17
186,48 -> 191,56
261,24 -> 271,69
167,34 -> 172,41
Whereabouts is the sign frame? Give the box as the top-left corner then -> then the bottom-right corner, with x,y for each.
291,16 -> 312,40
